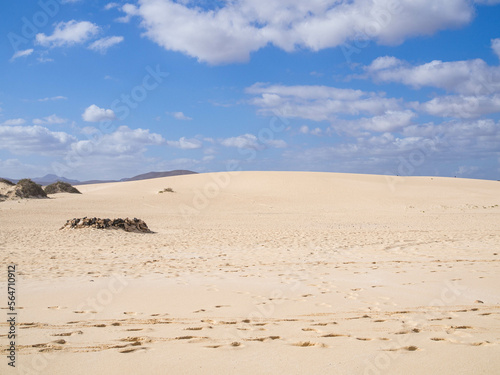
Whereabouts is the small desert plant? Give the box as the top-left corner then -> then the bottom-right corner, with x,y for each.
159,187 -> 174,193
0,178 -> 15,186
15,179 -> 47,198
44,181 -> 81,194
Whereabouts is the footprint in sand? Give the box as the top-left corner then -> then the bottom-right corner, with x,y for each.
119,347 -> 146,353
322,333 -> 350,338
385,345 -> 420,352
52,331 -> 83,337
292,341 -> 328,348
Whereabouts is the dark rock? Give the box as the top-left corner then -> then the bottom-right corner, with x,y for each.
60,217 -> 152,233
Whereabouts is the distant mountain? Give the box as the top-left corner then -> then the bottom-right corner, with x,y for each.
32,174 -> 81,186
120,170 -> 198,182
0,170 -> 198,186
76,179 -> 117,185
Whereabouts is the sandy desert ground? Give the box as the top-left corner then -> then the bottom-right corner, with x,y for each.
0,171 -> 499,374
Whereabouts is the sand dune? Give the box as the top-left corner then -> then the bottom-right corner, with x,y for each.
0,172 -> 499,374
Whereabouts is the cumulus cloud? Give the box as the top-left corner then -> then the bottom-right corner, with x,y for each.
88,36 -> 124,53
121,0 -> 483,64
166,137 -> 202,149
247,83 -> 401,120
1,118 -> 26,126
170,111 -> 193,120
36,20 -> 100,48
82,105 -> 117,122
0,125 -> 76,155
417,94 -> 500,118
33,114 -> 67,125
10,49 -> 33,62
366,55 -> 500,95
492,38 -> 500,60
70,126 -> 164,156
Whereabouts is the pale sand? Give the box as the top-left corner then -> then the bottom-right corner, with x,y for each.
0,171 -> 499,374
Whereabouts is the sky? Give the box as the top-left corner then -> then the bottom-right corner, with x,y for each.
1,0 -> 499,181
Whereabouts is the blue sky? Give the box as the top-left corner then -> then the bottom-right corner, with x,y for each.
1,0 -> 499,180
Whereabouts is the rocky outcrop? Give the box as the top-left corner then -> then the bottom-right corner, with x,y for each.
44,181 -> 81,195
60,217 -> 152,233
0,179 -> 47,202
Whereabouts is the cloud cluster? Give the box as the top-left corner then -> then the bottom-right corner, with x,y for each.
247,83 -> 401,121
0,125 -> 76,155
121,0 -> 487,64
366,55 -> 500,95
71,126 -> 164,156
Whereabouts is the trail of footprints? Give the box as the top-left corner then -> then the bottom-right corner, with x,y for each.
2,306 -> 498,355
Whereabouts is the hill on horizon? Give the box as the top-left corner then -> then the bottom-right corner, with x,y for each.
0,170 -> 198,186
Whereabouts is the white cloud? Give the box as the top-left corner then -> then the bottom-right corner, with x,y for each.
220,134 -> 260,149
33,114 -> 67,125
36,20 -> 100,48
220,133 -> 286,149
1,118 -> 26,126
417,94 -> 500,118
299,125 -> 309,134
366,55 -> 500,95
456,165 -> 479,176
82,105 -> 117,122
10,49 -> 33,62
331,110 -> 417,135
122,0 -> 483,64
71,126 -> 164,156
282,118 -> 500,178
247,83 -> 401,120
116,4 -> 138,23
0,125 -> 76,155
166,137 -> 202,149
105,2 -> 119,10
38,96 -> 67,102
88,36 -> 124,53
170,111 -> 193,120
492,38 -> 500,60
299,125 -> 323,136
37,56 -> 54,63
0,159 -> 42,179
